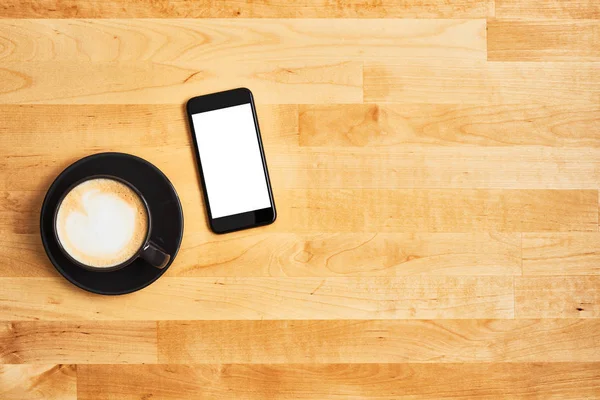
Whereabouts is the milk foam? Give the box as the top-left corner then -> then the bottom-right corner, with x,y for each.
56,179 -> 148,268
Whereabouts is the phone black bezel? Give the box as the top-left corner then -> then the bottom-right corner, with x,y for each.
186,88 -> 277,234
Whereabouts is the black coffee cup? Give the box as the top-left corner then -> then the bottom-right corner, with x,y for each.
53,174 -> 170,272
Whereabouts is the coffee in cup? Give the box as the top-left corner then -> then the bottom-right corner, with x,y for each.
54,176 -> 170,271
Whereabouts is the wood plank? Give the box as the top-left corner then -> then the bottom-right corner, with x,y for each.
1,187 -> 597,235
146,146 -> 600,190
496,0 -> 600,19
0,233 -> 521,278
0,104 -> 299,148
275,189 -> 598,232
0,277 -> 514,321
266,147 -> 600,189
0,61 -> 362,104
488,20 -> 600,61
77,363 -> 600,400
158,319 -> 600,364
0,321 -> 157,364
5,146 -> 600,191
515,276 -> 600,318
299,103 -> 600,147
2,232 -> 522,278
1,0 -> 493,18
364,61 -> 600,104
14,101 -> 597,150
1,186 -> 597,234
0,364 -> 76,400
523,233 -> 600,275
0,19 -> 486,63
0,233 -> 55,277
0,190 -> 47,234
171,232 -> 521,277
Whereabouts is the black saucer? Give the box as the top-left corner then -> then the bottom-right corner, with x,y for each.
40,152 -> 184,295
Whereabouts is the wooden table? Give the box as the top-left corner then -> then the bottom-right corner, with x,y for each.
1,0 -> 599,398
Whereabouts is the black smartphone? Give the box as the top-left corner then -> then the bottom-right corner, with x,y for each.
186,88 -> 276,234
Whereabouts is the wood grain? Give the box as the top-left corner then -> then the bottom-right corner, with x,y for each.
495,0 -> 600,19
0,277 -> 514,321
0,190 -> 46,234
0,364 -> 76,400
0,104 -> 298,148
1,0 -> 494,18
515,276 -> 600,318
0,61 -> 362,104
488,20 -> 600,61
298,103 -> 600,147
77,363 -> 600,400
158,319 -> 600,364
2,187 -> 596,236
141,146 -> 600,190
0,232 -> 520,279
172,232 -> 521,277
4,101 -> 598,151
0,321 -> 157,364
0,19 -> 486,63
523,233 -> 600,275
0,233 -> 53,277
5,146 -> 600,192
364,61 -> 600,104
2,232 -> 521,278
276,189 -> 598,232
266,147 -> 600,189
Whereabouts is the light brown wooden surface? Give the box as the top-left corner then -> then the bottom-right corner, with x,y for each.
1,0 -> 495,19
487,20 -> 600,61
76,363 -> 600,399
0,365 -> 76,400
1,0 -> 599,398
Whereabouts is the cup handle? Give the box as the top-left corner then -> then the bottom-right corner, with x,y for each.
140,241 -> 171,269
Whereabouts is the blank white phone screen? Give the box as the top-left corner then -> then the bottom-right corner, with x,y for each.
191,103 -> 271,219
